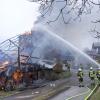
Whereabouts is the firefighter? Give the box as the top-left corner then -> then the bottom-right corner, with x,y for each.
65,62 -> 70,72
67,63 -> 70,72
89,67 -> 95,86
96,67 -> 100,85
77,68 -> 84,87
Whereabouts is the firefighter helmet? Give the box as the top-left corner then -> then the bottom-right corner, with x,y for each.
90,67 -> 93,70
78,68 -> 82,71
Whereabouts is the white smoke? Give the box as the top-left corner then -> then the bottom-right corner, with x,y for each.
19,25 -> 99,69
36,0 -> 100,50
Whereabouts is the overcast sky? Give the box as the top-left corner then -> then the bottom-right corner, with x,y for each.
0,0 -> 40,43
0,0 -> 100,50
37,1 -> 100,50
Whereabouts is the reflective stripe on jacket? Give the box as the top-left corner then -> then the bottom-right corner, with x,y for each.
97,70 -> 100,77
89,70 -> 95,78
77,71 -> 83,78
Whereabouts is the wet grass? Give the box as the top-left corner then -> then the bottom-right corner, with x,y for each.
59,71 -> 72,79
90,87 -> 100,100
0,90 -> 20,99
88,84 -> 95,90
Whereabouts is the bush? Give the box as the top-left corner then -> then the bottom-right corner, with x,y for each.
53,62 -> 63,73
45,71 -> 59,81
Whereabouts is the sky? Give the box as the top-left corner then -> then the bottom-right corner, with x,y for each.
0,0 -> 40,43
0,0 -> 100,50
37,1 -> 100,50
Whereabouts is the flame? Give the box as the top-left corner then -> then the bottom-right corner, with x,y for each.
2,61 -> 9,66
21,31 -> 32,35
0,65 -> 7,71
0,61 -> 9,71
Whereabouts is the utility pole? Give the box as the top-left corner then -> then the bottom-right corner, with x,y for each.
18,46 -> 20,68
8,39 -> 20,68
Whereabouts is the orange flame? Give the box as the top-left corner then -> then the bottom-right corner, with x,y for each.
21,31 -> 32,35
2,61 -> 9,66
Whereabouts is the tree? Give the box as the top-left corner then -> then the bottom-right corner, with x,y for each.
53,60 -> 63,73
90,26 -> 100,42
29,0 -> 100,43
29,0 -> 100,24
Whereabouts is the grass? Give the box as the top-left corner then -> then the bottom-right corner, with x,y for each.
88,84 -> 95,90
59,71 -> 72,79
0,90 -> 20,99
90,87 -> 100,100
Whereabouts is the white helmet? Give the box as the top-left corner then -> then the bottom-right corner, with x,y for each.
78,68 -> 82,71
90,67 -> 93,70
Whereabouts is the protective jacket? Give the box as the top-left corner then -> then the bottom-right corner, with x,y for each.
89,70 -> 95,78
96,70 -> 100,78
77,71 -> 83,78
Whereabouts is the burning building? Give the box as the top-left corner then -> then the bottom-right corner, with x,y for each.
19,29 -> 75,68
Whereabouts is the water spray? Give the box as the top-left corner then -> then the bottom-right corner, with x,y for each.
34,25 -> 100,68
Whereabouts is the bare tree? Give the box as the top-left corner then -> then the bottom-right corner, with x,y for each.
90,26 -> 100,41
29,0 -> 100,24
